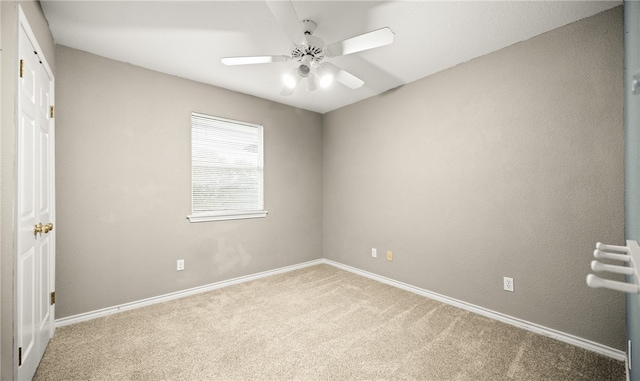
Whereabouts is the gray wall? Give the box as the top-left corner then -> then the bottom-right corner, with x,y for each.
1,1 -> 56,378
54,46 -> 323,318
323,7 -> 625,350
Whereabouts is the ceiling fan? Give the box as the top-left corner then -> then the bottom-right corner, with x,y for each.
221,1 -> 395,96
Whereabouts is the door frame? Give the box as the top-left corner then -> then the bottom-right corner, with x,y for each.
625,3 -> 640,380
13,5 -> 56,379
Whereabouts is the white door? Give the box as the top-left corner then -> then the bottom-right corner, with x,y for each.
16,8 -> 55,381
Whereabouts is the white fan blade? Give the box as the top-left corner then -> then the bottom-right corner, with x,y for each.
325,27 -> 394,58
221,55 -> 290,65
322,62 -> 364,89
266,0 -> 307,46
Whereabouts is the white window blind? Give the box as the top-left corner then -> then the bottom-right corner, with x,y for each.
188,113 -> 267,222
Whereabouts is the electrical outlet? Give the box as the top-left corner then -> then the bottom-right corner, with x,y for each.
372,248 -> 377,258
503,277 -> 514,292
177,259 -> 185,271
387,251 -> 393,261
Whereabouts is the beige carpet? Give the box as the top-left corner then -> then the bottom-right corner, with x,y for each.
34,264 -> 624,380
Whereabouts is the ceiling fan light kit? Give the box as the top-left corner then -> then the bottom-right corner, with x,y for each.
221,0 -> 394,96
318,67 -> 333,88
282,70 -> 299,90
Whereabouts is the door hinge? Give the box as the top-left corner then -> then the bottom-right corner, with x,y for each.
19,59 -> 24,78
18,347 -> 22,366
50,291 -> 55,305
49,106 -> 55,119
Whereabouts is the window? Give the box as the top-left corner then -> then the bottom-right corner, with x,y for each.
188,113 -> 267,222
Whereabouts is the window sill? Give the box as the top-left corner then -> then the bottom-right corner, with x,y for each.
187,211 -> 268,223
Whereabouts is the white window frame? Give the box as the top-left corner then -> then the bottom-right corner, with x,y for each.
188,112 -> 267,223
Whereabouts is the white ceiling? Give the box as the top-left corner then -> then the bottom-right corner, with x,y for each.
40,0 -> 621,114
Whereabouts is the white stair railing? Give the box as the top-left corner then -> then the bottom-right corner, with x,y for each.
586,240 -> 640,294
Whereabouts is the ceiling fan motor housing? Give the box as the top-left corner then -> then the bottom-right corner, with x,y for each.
292,33 -> 325,64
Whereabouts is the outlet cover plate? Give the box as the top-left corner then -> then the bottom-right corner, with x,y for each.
177,259 -> 185,271
503,277 -> 514,292
372,248 -> 377,258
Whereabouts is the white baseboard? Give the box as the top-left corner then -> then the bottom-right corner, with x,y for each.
56,258 -> 626,363
55,259 -> 324,328
322,259 -> 627,362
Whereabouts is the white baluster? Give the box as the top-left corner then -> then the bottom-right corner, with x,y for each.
587,240 -> 639,294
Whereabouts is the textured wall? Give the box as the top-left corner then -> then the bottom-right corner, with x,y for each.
54,46 -> 323,318
1,1 -> 56,378
323,7 -> 625,349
